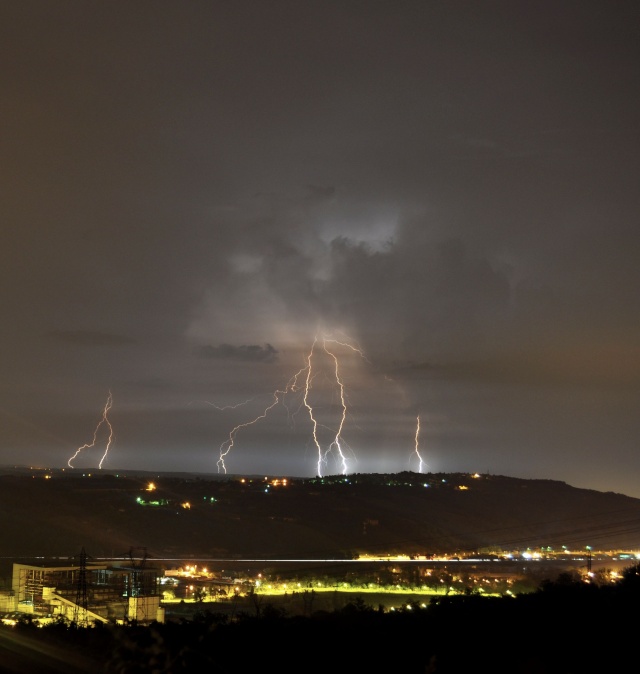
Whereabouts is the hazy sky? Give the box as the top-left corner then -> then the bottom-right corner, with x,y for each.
2,2 -> 639,496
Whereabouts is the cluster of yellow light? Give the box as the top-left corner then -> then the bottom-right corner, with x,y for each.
521,551 -> 543,559
146,482 -> 156,491
270,478 -> 288,486
178,565 -> 213,578
457,485 -> 469,491
180,501 -> 191,509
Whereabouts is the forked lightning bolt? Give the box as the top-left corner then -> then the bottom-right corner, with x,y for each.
217,333 -> 366,477
68,391 -> 114,469
188,398 -> 253,411
413,414 -> 425,473
322,340 -> 349,475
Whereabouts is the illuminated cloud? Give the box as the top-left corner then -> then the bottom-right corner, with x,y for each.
2,2 -> 639,496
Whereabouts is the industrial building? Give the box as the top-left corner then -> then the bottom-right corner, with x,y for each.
5,549 -> 164,625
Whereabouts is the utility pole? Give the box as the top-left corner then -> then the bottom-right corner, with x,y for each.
73,547 -> 89,626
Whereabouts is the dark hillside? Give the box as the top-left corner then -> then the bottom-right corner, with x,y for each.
1,467 -> 639,561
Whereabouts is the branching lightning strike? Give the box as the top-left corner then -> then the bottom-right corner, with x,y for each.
188,398 -> 253,411
68,391 -> 114,469
323,340 -> 349,475
217,333 -> 367,477
413,414 -> 426,473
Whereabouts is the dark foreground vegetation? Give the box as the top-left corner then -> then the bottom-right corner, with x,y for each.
2,563 -> 640,674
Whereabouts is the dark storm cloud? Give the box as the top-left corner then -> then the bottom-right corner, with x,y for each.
304,185 -> 337,203
47,330 -> 135,347
322,234 -> 513,364
1,1 -> 639,495
198,343 -> 279,364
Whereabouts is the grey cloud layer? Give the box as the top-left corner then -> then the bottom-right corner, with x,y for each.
1,2 -> 639,493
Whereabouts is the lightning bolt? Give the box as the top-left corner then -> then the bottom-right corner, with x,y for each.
301,336 -> 322,475
217,332 -> 367,477
188,398 -> 253,411
413,414 -> 425,473
217,354 -> 312,474
322,340 -> 349,475
324,335 -> 370,363
218,388 -> 286,474
67,391 -> 114,469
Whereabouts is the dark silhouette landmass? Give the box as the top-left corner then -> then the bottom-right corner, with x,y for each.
1,466 -> 639,560
2,466 -> 640,673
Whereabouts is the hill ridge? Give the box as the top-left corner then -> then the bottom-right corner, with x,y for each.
1,468 -> 639,560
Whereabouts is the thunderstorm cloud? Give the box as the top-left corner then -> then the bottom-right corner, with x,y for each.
47,330 -> 136,347
198,343 -> 279,363
1,2 -> 639,495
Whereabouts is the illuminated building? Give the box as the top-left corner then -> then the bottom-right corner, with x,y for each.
7,554 -> 163,625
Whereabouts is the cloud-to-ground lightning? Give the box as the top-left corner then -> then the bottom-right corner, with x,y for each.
67,391 -> 114,469
217,388 -> 289,474
413,414 -> 425,473
188,398 -> 253,411
217,333 -> 369,477
322,339 -> 349,475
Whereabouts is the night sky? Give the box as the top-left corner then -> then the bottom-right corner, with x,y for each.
2,2 -> 640,496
